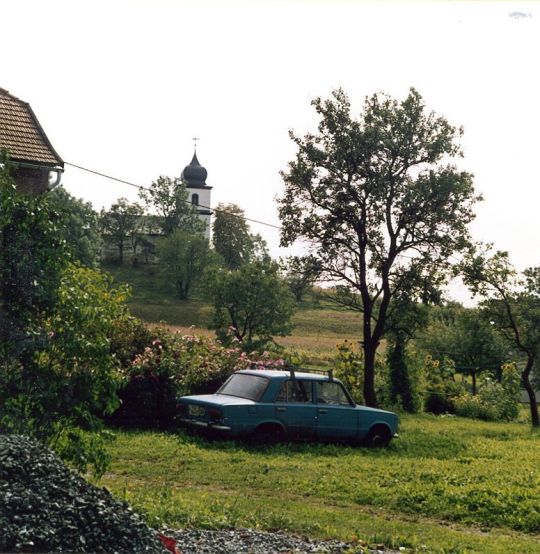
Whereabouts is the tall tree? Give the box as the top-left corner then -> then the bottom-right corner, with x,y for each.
48,186 -> 101,267
139,176 -> 203,236
212,203 -> 253,269
99,198 -> 143,263
278,88 -> 479,407
158,230 -> 218,300
461,250 -> 540,426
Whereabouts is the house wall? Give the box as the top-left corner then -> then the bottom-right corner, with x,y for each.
11,166 -> 49,194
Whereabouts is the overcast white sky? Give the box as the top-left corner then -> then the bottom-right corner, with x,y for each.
2,0 -> 539,302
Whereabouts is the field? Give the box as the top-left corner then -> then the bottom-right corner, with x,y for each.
99,416 -> 540,553
106,264 -> 364,365
102,264 -> 540,552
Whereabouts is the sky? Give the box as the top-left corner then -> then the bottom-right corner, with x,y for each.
2,0 -> 539,302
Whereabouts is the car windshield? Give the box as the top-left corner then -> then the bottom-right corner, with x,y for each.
217,374 -> 269,401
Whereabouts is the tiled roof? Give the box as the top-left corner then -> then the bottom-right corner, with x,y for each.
0,87 -> 63,167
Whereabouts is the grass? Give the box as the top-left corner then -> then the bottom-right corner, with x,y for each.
105,263 -> 364,365
97,415 -> 540,553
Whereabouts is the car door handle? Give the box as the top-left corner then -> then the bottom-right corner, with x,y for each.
318,409 -> 328,414
277,407 -> 287,412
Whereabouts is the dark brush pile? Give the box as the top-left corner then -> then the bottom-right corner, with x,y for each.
0,435 -> 167,553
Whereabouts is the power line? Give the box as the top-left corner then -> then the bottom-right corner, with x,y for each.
64,161 -> 283,231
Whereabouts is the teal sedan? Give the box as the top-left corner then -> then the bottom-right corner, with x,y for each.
176,369 -> 399,447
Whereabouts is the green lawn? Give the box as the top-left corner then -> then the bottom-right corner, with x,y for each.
98,415 -> 540,553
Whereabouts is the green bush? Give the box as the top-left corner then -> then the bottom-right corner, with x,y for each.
109,316 -> 153,368
423,355 -> 465,414
453,363 -> 521,422
111,328 -> 286,427
0,264 -> 131,476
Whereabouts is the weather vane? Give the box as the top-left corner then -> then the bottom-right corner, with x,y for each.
192,137 -> 199,152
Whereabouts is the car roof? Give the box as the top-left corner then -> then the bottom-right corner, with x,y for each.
237,369 -> 335,381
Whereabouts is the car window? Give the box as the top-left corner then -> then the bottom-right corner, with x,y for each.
316,381 -> 351,406
276,379 -> 313,403
217,374 -> 269,401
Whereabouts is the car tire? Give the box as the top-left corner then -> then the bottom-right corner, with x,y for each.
364,425 -> 392,448
253,424 -> 285,445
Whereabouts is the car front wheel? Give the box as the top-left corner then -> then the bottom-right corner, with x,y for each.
364,425 -> 392,448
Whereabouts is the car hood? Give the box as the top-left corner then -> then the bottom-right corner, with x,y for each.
354,405 -> 397,417
178,393 -> 256,407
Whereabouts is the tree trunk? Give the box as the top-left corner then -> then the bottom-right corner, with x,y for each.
363,342 -> 378,408
523,357 -> 539,427
471,370 -> 477,396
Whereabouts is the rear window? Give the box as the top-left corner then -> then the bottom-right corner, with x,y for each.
217,373 -> 269,401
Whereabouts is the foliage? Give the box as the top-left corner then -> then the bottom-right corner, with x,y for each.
333,340 -> 365,403
453,363 -> 521,422
158,230 -> 218,300
48,186 -> 101,267
112,328 -> 285,427
100,197 -> 143,263
280,255 -> 322,302
278,87 -> 480,407
205,261 -> 296,350
0,264 -> 131,476
109,315 -> 154,368
101,416 -> 540,553
138,175 -> 203,236
212,203 -> 253,269
423,355 -> 465,414
421,304 -> 508,394
461,249 -> 540,426
0,165 -> 69,362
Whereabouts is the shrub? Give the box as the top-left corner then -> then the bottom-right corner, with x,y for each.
423,355 -> 465,414
0,264 -> 131,476
453,363 -> 521,422
111,328 -> 286,428
109,316 -> 153,368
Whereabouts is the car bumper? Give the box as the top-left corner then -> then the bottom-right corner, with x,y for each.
178,417 -> 232,433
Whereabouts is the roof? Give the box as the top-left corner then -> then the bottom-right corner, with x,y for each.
238,369 -> 334,381
180,151 -> 212,190
0,87 -> 63,167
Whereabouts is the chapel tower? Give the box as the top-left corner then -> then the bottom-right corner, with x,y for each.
180,150 -> 212,239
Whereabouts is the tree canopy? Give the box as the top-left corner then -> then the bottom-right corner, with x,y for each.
212,203 -> 253,269
99,198 -> 143,263
278,87 -> 480,407
48,186 -> 101,267
205,261 -> 295,350
139,176 -> 203,236
158,230 -> 218,300
461,250 -> 540,426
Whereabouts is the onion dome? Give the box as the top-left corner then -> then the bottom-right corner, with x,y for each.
181,152 -> 208,188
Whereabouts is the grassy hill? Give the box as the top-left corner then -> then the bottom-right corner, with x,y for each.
105,264 -> 364,365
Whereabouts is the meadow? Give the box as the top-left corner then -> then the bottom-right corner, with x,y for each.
99,415 -> 540,553
102,264 -> 540,553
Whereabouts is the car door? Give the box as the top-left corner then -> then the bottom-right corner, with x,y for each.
274,379 -> 317,439
315,381 -> 358,441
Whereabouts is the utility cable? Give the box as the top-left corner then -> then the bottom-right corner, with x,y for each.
65,162 -> 283,231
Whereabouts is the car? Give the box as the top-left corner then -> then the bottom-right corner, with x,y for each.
176,368 -> 399,447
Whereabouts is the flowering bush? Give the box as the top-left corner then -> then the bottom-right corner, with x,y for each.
111,327 -> 286,427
